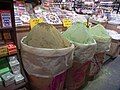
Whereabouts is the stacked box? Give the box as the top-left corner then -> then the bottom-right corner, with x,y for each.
1,72 -> 14,86
8,55 -> 17,61
0,58 -> 8,69
7,43 -> 17,55
8,55 -> 21,74
9,60 -> 20,74
14,74 -> 24,84
0,45 -> 8,57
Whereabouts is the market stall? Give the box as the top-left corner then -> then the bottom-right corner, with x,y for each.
0,0 -> 119,90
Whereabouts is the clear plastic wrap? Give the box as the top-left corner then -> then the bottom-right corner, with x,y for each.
63,22 -> 97,63
74,43 -> 96,62
84,56 -> 120,90
21,37 -> 74,78
63,22 -> 97,90
95,40 -> 111,52
89,24 -> 111,52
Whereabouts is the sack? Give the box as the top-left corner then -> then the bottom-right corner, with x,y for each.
89,24 -> 111,52
63,22 -> 97,62
65,61 -> 91,90
28,71 -> 66,90
21,36 -> 74,77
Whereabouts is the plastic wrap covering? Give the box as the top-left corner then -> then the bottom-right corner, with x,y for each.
89,24 -> 111,52
63,22 -> 97,63
94,39 -> 110,52
74,43 -> 96,62
84,56 -> 120,90
21,37 -> 74,78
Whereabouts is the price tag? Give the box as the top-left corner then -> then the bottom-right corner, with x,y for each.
30,18 -> 44,29
39,18 -> 44,23
62,18 -> 72,28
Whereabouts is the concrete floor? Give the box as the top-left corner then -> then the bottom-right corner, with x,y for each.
83,55 -> 120,90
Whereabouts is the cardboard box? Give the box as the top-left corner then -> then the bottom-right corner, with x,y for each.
1,72 -> 14,86
14,74 -> 24,84
8,55 -> 18,61
0,58 -> 9,69
7,43 -> 17,55
0,67 -> 10,76
0,45 -> 8,57
9,60 -> 20,74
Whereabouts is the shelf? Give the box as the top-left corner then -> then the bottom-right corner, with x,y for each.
0,81 -> 26,90
0,0 -> 12,3
0,65 -> 28,90
0,27 -> 13,31
16,25 -> 30,33
0,53 -> 17,59
0,55 -> 28,90
0,1 -> 28,90
0,68 -> 28,90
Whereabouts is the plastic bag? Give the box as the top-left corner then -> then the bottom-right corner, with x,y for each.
89,24 -> 111,52
63,22 -> 97,62
21,37 -> 74,78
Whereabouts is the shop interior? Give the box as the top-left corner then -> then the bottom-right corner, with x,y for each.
0,0 -> 120,90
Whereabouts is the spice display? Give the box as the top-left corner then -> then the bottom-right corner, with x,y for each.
43,12 -> 62,24
63,22 -> 96,62
89,24 -> 111,52
63,22 -> 95,45
24,23 -> 70,49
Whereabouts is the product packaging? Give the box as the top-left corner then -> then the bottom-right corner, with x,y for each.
14,74 -> 24,84
0,10 -> 12,28
7,43 -> 17,55
9,60 -> 20,74
0,67 -> 10,76
1,72 -> 14,86
0,45 -> 8,57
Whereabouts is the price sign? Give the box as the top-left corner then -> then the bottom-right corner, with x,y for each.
62,18 -> 72,28
30,18 -> 44,29
39,18 -> 44,23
